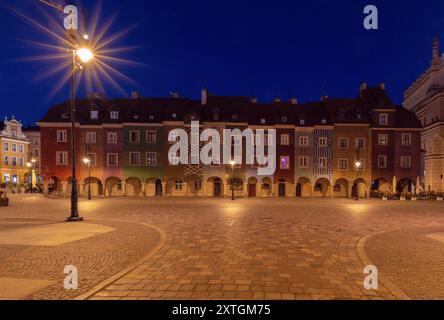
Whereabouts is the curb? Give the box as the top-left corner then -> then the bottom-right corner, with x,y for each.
356,233 -> 411,300
74,219 -> 167,300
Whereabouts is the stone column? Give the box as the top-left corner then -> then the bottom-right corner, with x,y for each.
122,179 -> 126,197
162,182 -> 166,196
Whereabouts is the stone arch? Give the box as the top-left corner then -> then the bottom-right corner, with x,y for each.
83,177 -> 103,197
260,177 -> 272,197
145,177 -> 162,197
314,178 -> 331,198
126,177 -> 142,196
207,176 -> 224,197
48,176 -> 61,195
334,178 -> 349,198
352,178 -> 368,199
397,178 -> 414,194
105,177 -> 122,197
296,177 -> 312,198
371,177 -> 391,193
247,177 -> 258,197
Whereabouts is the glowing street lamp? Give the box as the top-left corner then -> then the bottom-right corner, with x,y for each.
83,157 -> 92,201
68,47 -> 94,221
230,160 -> 236,201
354,161 -> 362,201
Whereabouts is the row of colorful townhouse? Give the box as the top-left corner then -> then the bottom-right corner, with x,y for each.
37,84 -> 422,198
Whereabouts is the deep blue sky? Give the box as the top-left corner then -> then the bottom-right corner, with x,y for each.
0,0 -> 443,125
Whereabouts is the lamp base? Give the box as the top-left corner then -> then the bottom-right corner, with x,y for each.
67,216 -> 84,222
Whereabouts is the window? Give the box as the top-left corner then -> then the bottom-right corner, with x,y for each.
355,138 -> 365,149
129,131 -> 140,143
260,119 -> 266,125
319,157 -> 327,168
321,119 -> 327,124
11,156 -> 17,166
401,156 -> 412,169
281,134 -> 290,146
338,159 -> 349,170
129,152 -> 141,166
12,144 -> 17,152
175,180 -> 183,191
91,110 -> 99,120
107,132 -> 118,144
379,113 -> 389,126
107,153 -> 118,167
378,134 -> 389,146
299,136 -> 309,147
18,157 -> 24,167
57,130 -> 67,142
194,180 -> 202,191
18,144 -> 24,153
33,138 -> 39,146
300,119 -> 306,125
319,137 -> 328,147
110,111 -> 119,120
34,149 -> 39,157
298,156 -> 309,168
282,117 -> 287,123
338,138 -> 348,149
4,143 -> 8,152
378,155 -> 387,168
86,132 -> 97,144
401,133 -> 412,146
146,152 -> 157,166
146,130 -> 157,144
280,156 -> 290,170
87,153 -> 97,166
56,152 -> 68,166
355,159 -> 365,170
4,156 -> 9,166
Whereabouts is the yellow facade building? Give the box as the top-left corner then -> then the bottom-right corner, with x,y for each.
0,117 -> 31,186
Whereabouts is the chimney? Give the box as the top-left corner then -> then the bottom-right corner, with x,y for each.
379,83 -> 386,90
250,97 -> 258,104
131,92 -> 142,99
359,82 -> 367,92
290,97 -> 298,105
201,88 -> 208,106
432,36 -> 440,66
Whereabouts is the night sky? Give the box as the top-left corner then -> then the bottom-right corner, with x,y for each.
0,0 -> 443,125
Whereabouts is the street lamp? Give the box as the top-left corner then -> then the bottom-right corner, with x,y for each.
68,47 -> 94,222
230,160 -> 236,201
355,161 -> 362,201
26,162 -> 32,194
83,157 -> 92,200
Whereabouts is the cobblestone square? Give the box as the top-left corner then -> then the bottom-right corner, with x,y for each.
1,195 -> 444,300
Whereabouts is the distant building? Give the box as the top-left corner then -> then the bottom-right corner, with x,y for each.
23,126 -> 42,185
0,117 -> 30,185
38,85 -> 422,198
404,37 -> 444,193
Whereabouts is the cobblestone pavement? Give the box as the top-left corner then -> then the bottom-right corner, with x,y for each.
0,195 -> 160,300
1,195 -> 444,300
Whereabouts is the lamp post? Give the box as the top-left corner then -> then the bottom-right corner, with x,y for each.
67,48 -> 94,222
26,162 -> 32,193
354,161 -> 362,201
83,157 -> 92,200
230,160 -> 236,201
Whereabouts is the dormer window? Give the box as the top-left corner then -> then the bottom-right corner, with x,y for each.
110,111 -> 119,120
149,115 -> 154,120
282,117 -> 287,124
91,110 -> 99,120
134,115 -> 139,120
300,119 -> 306,125
379,113 -> 388,126
260,119 -> 266,125
338,109 -> 346,120
172,113 -> 177,118
321,119 -> 327,124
